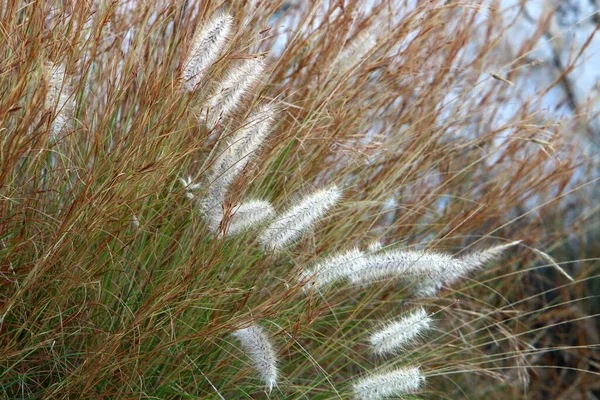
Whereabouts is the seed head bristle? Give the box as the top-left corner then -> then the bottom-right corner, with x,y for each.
226,199 -> 275,236
259,185 -> 342,252
232,324 -> 278,392
182,14 -> 233,91
205,57 -> 264,127
352,366 -> 425,400
45,62 -> 74,141
369,308 -> 433,355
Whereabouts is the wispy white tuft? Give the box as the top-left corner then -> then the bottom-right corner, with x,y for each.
348,249 -> 459,287
300,248 -> 366,291
232,324 -> 278,392
131,215 -> 140,229
181,14 -> 233,91
369,308 -> 433,355
179,176 -> 201,199
226,199 -> 275,236
45,62 -> 74,141
205,57 -> 264,127
353,366 -> 425,400
203,104 -> 276,231
347,241 -> 520,296
448,241 -> 522,285
367,241 -> 383,253
259,186 -> 342,252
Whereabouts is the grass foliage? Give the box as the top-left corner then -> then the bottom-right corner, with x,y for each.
1,0 -> 598,398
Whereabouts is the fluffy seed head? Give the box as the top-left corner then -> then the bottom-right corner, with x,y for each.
352,366 -> 425,400
232,324 -> 278,392
369,308 -> 433,355
259,186 -> 342,252
45,62 -> 74,141
181,14 -> 233,91
203,104 -> 276,231
346,241 -> 519,296
417,240 -> 521,296
349,249 -> 458,286
205,57 -> 264,127
226,199 -> 275,236
300,247 -> 366,291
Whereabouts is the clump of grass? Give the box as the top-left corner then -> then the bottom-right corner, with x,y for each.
1,1 -> 598,399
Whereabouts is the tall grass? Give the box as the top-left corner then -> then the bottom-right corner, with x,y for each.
1,1 -> 598,398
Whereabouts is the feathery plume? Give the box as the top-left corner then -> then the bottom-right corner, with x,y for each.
181,14 -> 233,91
259,186 -> 342,252
226,199 -> 275,236
348,249 -> 458,286
352,366 -> 424,400
448,240 -> 522,286
45,62 -> 74,141
348,241 -> 520,296
232,324 -> 278,392
205,57 -> 264,127
369,308 -> 433,355
299,247 -> 366,291
203,104 -> 276,230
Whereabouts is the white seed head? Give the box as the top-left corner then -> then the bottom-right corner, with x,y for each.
352,366 -> 425,400
369,308 -> 433,355
203,104 -> 276,231
205,57 -> 264,127
417,241 -> 521,297
232,324 -> 278,392
182,14 -> 233,91
349,249 -> 458,286
300,247 -> 366,291
45,62 -> 74,141
259,186 -> 342,252
226,199 -> 275,236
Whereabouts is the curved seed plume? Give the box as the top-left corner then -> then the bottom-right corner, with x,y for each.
45,62 -> 74,141
259,186 -> 342,252
181,13 -> 233,91
203,104 -> 276,231
232,324 -> 278,392
300,247 -> 366,291
349,249 -> 459,286
205,57 -> 264,127
352,366 -> 425,400
416,240 -> 521,296
369,308 -> 433,355
226,199 -> 275,236
345,241 -> 520,296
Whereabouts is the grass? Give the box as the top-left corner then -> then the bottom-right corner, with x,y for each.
1,0 -> 598,398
